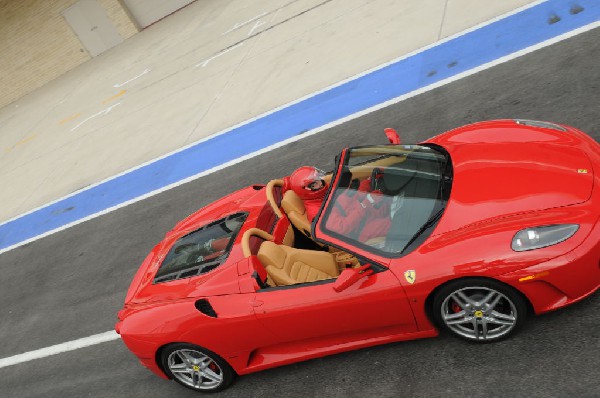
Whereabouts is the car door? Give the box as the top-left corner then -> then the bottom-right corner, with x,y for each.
252,260 -> 417,346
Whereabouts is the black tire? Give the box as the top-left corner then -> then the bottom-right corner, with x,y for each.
432,278 -> 528,343
161,343 -> 236,393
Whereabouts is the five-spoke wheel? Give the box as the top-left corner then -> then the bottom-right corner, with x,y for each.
433,279 -> 527,342
161,344 -> 235,392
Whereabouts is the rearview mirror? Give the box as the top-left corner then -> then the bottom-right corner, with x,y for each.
384,128 -> 400,145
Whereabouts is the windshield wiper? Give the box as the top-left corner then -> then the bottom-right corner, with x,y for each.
400,207 -> 445,254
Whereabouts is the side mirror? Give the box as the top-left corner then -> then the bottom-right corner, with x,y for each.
384,128 -> 400,145
333,264 -> 373,292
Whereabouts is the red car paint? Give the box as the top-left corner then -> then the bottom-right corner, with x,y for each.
116,120 -> 600,382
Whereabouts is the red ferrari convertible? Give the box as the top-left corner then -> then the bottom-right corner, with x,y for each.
116,120 -> 600,392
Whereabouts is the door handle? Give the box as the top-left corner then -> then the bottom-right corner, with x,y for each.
251,299 -> 264,307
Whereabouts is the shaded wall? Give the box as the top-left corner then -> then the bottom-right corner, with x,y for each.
0,0 -> 139,108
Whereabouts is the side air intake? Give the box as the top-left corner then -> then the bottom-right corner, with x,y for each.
195,299 -> 217,318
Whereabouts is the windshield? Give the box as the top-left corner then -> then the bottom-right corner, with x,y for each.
154,213 -> 247,283
320,145 -> 451,257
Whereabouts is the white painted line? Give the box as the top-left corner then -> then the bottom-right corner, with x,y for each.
70,102 -> 122,132
0,0 -> 593,241
248,19 -> 265,36
221,11 -> 268,35
195,42 -> 245,68
0,331 -> 119,369
219,0 -> 306,36
0,1 -> 548,232
113,68 -> 151,88
1,19 -> 598,259
0,12 -> 597,371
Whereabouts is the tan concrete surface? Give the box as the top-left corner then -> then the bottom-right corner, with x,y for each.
0,0 -> 535,223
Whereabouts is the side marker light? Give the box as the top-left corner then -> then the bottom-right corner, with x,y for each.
518,271 -> 550,283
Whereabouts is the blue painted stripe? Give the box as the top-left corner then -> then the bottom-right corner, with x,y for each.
2,0 -> 599,250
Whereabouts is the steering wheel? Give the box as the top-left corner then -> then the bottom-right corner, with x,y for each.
266,179 -> 285,218
241,228 -> 274,258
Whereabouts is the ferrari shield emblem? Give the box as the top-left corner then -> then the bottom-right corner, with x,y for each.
404,270 -> 416,284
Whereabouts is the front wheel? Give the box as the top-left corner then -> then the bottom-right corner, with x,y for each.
161,343 -> 236,393
432,278 -> 527,342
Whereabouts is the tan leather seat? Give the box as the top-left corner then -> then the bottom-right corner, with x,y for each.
281,190 -> 312,238
257,241 -> 339,286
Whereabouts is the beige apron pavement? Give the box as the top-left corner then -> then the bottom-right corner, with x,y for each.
0,0 -> 534,223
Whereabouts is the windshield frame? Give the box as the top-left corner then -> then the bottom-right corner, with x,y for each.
313,144 -> 452,259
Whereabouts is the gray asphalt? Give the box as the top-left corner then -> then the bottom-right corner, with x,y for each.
1,27 -> 599,398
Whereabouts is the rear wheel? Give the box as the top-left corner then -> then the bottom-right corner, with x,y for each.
433,278 -> 527,342
161,343 -> 235,393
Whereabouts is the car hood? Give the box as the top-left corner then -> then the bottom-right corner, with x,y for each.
433,141 -> 594,235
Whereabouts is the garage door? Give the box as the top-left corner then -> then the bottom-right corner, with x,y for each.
63,0 -> 123,56
123,0 -> 196,28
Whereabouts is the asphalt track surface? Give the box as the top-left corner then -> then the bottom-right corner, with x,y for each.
1,27 -> 599,398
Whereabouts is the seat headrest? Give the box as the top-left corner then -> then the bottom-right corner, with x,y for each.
282,190 -> 306,214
